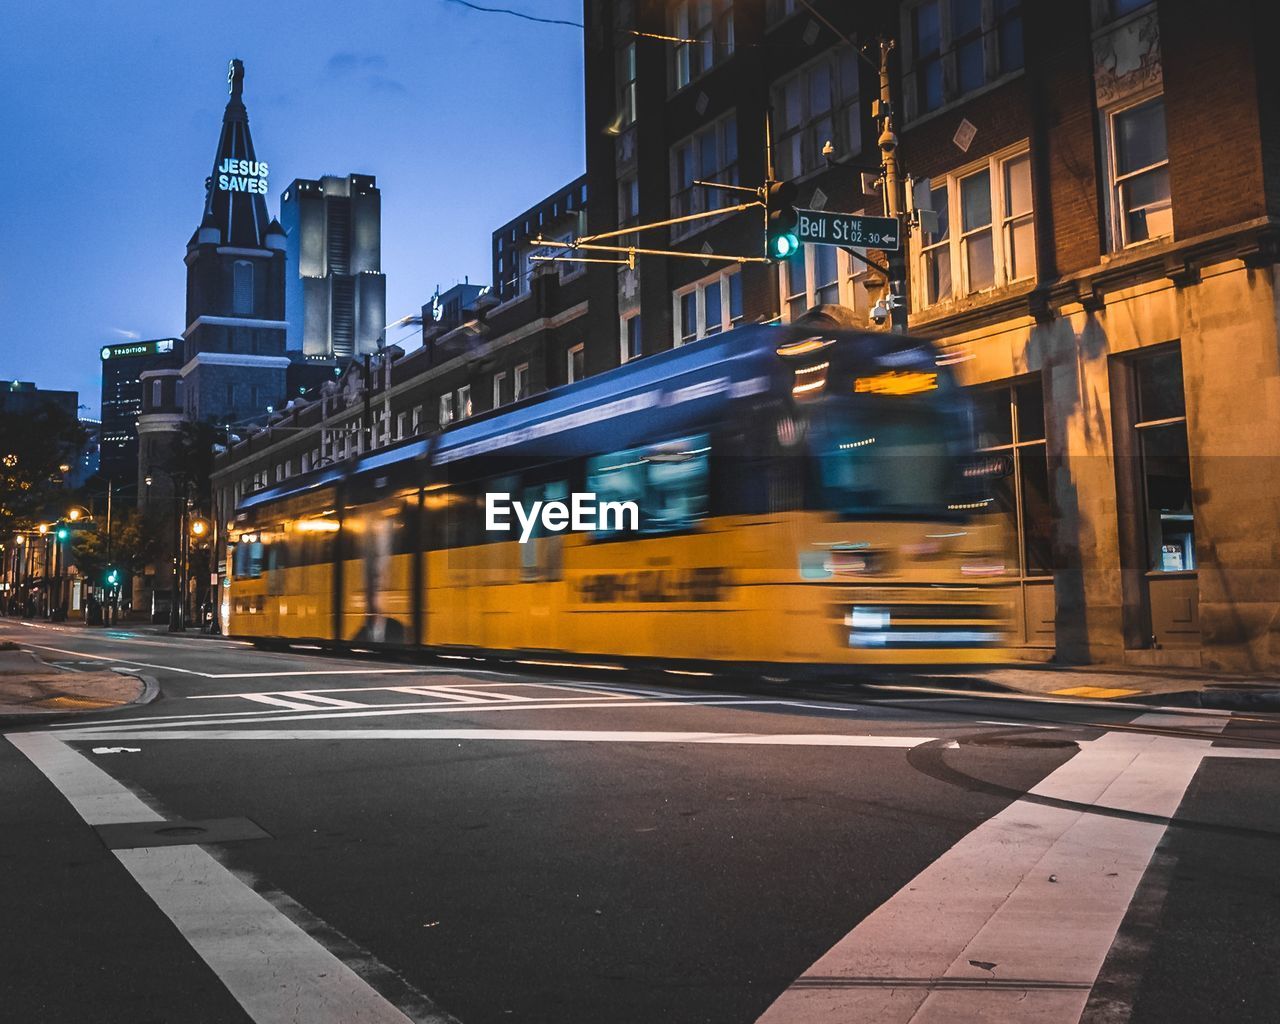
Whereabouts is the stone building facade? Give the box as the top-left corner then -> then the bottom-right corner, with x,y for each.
213,1 -> 1280,670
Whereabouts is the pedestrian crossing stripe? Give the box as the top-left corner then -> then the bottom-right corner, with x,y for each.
1050,685 -> 1141,699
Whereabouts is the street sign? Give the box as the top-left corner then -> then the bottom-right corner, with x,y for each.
795,209 -> 901,251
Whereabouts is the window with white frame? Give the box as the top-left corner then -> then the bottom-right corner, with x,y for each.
411,405 -> 422,434
670,0 -> 734,92
904,0 -> 1024,119
514,362 -> 530,401
396,411 -> 406,439
672,268 -> 744,345
619,41 -> 638,127
567,344 -> 585,384
621,313 -> 643,363
779,241 -> 886,323
457,385 -> 472,420
670,113 -> 739,237
493,371 -> 507,409
1105,94 -> 1171,250
439,393 -> 454,427
912,146 -> 1035,309
772,47 -> 862,180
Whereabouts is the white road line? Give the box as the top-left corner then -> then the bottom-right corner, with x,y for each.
755,712 -> 1228,1024
6,642 -> 427,680
275,691 -> 370,708
13,642 -> 208,675
52,697 -> 862,735
426,684 -> 531,702
238,694 -> 347,711
42,727 -> 938,747
386,686 -> 496,703
205,669 -> 423,680
5,732 -> 450,1024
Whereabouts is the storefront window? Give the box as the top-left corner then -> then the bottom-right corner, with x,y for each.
973,377 -> 1052,576
1133,348 -> 1194,571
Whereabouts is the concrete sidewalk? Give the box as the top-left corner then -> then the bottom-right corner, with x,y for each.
909,662 -> 1280,710
0,644 -> 155,724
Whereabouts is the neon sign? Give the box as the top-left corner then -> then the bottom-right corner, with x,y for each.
217,158 -> 269,195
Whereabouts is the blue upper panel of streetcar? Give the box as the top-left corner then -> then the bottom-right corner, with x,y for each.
237,323 -> 944,514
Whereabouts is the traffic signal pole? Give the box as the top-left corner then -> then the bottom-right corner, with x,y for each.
877,38 -> 909,334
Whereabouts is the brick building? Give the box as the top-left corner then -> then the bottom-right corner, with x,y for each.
213,0 -> 1280,670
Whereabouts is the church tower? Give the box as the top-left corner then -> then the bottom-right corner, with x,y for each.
181,59 -> 289,427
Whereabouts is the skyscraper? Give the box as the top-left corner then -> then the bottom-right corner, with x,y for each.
181,58 -> 289,427
98,338 -> 181,488
280,174 -> 386,359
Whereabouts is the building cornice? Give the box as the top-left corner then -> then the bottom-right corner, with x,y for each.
909,217 -> 1280,337
183,315 -> 290,338
137,413 -> 186,434
180,352 -> 292,377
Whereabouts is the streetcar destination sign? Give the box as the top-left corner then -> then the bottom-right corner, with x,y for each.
795,209 -> 901,251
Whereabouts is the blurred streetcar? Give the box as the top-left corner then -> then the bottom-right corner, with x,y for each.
224,323 -> 1011,670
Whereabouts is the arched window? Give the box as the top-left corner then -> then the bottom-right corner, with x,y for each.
233,260 -> 254,314
151,379 -> 162,409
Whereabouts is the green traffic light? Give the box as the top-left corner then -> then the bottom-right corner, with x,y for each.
56,526 -> 70,540
768,232 -> 800,261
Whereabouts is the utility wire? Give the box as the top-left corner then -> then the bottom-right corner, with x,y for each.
443,0 -> 582,28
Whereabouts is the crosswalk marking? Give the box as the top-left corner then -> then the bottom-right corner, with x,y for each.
755,712 -> 1228,1024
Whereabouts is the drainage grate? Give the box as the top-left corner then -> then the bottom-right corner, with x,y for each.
95,817 -> 270,850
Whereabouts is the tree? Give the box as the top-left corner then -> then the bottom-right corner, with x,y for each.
0,406 -> 85,536
71,508 -> 164,585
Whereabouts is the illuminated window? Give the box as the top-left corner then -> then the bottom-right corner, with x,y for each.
670,0 -> 734,91
778,242 -> 881,324
912,145 -> 1035,308
457,385 -> 472,420
1106,95 -> 1171,249
620,313 -> 643,363
903,0 -> 1024,118
232,260 -> 254,314
439,393 -> 454,427
1131,347 -> 1194,572
567,344 -> 585,384
619,41 -> 637,127
670,112 -> 738,237
772,47 -> 861,180
973,378 -> 1052,578
673,268 -> 743,344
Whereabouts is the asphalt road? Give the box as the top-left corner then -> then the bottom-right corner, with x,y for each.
2,618 -> 1279,1023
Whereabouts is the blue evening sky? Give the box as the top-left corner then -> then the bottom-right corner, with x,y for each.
0,0 -> 585,417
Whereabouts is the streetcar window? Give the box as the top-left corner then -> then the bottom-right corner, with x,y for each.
587,433 -> 710,536
812,406 -> 962,518
232,538 -> 264,579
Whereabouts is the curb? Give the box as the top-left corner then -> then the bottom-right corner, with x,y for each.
0,670 -> 161,731
1195,688 -> 1280,711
